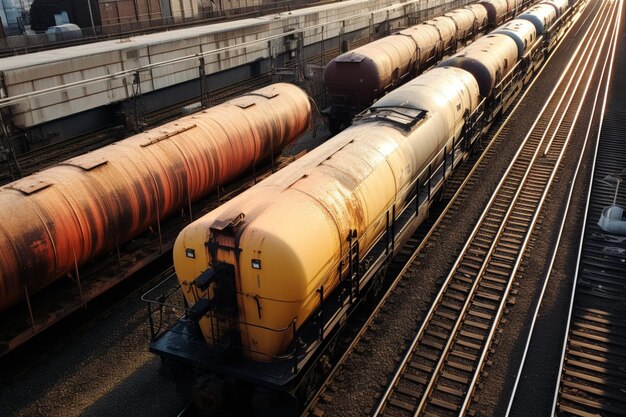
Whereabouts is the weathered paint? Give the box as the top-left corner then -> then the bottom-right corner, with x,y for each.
0,83 -> 311,310
0,0 -> 436,129
175,67 -> 480,361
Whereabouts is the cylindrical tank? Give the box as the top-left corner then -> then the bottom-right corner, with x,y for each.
438,34 -> 519,97
464,4 -> 490,32
445,7 -> 482,39
0,83 -> 311,311
324,34 -> 418,110
492,19 -> 538,58
425,16 -> 458,51
543,0 -> 569,16
480,0 -> 509,26
175,67 -> 480,361
399,24 -> 442,67
518,4 -> 558,34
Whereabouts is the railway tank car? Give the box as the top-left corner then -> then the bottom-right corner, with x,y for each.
480,0 -> 527,26
491,19 -> 538,58
150,67 -> 481,414
438,33 -> 519,97
518,3 -> 558,33
447,4 -> 491,40
323,1 -> 495,133
0,83 -> 311,311
322,0 -> 546,133
145,1 -> 575,414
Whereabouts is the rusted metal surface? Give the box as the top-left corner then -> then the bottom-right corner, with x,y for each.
175,67 -> 480,360
0,83 -> 311,311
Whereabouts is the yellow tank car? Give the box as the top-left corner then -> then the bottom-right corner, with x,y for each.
173,67 -> 480,365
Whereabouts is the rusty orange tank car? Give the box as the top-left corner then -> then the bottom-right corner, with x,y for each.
0,83 -> 311,311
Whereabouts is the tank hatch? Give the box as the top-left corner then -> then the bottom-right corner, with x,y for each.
354,105 -> 426,131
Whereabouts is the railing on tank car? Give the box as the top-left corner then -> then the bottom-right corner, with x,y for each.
142,273 -> 301,371
342,99 -> 486,294
544,3 -> 576,52
143,91 -> 487,383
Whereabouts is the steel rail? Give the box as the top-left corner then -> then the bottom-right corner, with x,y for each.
301,3 -> 594,415
504,1 -> 619,412
454,4 -> 621,415
370,0 -> 601,410
299,5 -> 584,413
549,0 -> 624,413
371,0 -> 615,414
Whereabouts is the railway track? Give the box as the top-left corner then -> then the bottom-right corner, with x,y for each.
502,0 -> 621,413
368,0 -> 616,415
302,2 -> 594,415
550,0 -> 626,414
302,67 -> 537,416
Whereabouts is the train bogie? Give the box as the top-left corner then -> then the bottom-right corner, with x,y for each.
438,34 -> 519,97
492,19 -> 538,58
518,4 -> 558,34
0,83 -> 311,311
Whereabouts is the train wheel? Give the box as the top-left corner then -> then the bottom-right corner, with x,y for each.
192,377 -> 224,412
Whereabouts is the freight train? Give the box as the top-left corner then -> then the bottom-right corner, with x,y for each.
144,0 -> 575,414
323,0 -> 569,132
0,84 -> 310,313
